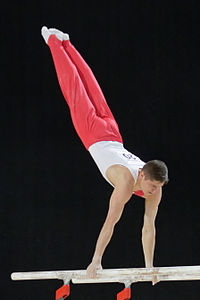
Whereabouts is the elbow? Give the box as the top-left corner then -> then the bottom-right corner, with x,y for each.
102,217 -> 117,239
142,223 -> 156,236
106,204 -> 124,228
106,215 -> 119,229
142,225 -> 156,244
143,214 -> 156,231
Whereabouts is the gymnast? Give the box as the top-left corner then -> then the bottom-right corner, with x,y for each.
41,26 -> 168,283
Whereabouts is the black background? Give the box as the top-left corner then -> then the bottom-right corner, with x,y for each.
1,1 -> 200,299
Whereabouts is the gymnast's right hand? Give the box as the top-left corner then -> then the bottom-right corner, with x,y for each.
86,261 -> 103,278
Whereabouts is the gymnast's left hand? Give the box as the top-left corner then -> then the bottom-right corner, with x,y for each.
86,261 -> 103,278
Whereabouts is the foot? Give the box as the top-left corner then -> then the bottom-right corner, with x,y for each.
41,26 -> 69,44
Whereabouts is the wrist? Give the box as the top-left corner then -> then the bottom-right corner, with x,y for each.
92,256 -> 101,265
145,263 -> 153,268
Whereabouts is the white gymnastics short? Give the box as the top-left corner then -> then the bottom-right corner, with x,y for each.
88,141 -> 145,187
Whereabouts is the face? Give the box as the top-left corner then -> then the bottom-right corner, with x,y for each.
140,173 -> 164,196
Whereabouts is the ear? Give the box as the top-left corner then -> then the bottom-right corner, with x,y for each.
139,170 -> 145,179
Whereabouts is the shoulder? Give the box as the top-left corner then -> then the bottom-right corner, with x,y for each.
106,165 -> 135,188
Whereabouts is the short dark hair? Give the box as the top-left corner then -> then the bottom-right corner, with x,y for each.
142,160 -> 169,184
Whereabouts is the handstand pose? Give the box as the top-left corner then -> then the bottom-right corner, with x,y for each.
41,26 -> 168,281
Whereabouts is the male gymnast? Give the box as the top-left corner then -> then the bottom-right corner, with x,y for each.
41,26 -> 168,283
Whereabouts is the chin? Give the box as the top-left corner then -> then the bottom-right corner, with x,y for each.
144,191 -> 152,196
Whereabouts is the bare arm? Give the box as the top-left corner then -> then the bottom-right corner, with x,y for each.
87,172 -> 134,277
142,187 -> 162,268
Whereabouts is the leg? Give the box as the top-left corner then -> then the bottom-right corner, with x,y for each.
62,40 -> 115,120
47,35 -> 123,149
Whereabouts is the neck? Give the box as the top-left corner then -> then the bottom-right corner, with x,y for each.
133,172 -> 142,191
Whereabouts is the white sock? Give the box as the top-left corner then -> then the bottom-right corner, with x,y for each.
41,26 -> 51,44
41,26 -> 69,44
49,28 -> 69,41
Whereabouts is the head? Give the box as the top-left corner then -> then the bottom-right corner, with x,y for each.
139,160 -> 169,196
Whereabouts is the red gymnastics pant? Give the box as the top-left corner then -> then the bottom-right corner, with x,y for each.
48,35 -> 123,150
